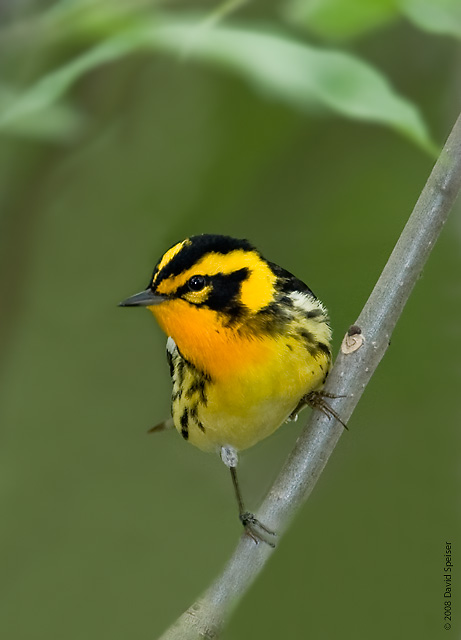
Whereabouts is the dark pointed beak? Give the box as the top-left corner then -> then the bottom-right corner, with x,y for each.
118,289 -> 166,307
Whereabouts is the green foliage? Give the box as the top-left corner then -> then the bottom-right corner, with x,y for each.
285,0 -> 461,40
0,82 -> 84,140
401,0 -> 461,38
0,0 -> 452,152
285,0 -> 399,40
154,19 -> 435,153
0,14 -> 435,152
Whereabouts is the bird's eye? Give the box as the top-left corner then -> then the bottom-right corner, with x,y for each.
188,275 -> 207,292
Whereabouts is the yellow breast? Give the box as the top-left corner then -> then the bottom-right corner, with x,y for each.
192,338 -> 329,452
154,299 -> 330,452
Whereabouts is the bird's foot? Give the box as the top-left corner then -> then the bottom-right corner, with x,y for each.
305,390 -> 348,430
239,512 -> 277,548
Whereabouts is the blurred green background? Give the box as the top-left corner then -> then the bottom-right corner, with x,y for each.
0,1 -> 460,639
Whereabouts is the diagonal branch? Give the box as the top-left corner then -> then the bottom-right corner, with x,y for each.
158,113 -> 461,640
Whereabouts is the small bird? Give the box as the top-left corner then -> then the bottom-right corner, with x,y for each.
120,234 -> 341,545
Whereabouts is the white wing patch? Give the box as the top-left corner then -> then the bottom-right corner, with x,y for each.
166,336 -> 177,356
288,291 -> 327,316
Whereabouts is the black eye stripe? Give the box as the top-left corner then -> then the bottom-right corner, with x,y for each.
200,269 -> 249,312
172,268 -> 250,309
151,235 -> 255,288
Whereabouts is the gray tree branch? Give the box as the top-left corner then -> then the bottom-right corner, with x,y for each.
158,112 -> 461,640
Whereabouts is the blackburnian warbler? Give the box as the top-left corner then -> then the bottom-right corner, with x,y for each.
120,234 -> 342,545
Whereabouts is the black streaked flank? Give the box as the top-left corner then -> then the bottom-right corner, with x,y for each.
166,348 -> 174,378
180,408 -> 189,440
300,329 -> 315,343
317,342 -> 331,356
186,378 -> 208,405
298,328 -> 324,357
151,235 -> 255,289
306,309 -> 324,319
278,295 -> 294,308
241,301 -> 292,338
172,388 -> 182,402
189,404 -> 206,432
175,358 -> 185,384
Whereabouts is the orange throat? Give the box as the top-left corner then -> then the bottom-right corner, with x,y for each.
148,300 -> 271,380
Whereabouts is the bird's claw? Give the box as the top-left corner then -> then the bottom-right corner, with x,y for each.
240,512 -> 277,548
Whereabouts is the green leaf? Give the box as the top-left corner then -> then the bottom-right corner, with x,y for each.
0,83 -> 84,141
285,0 -> 399,40
0,31 -> 144,131
42,0 -> 155,39
400,0 -> 461,39
154,18 -> 436,152
0,15 -> 436,153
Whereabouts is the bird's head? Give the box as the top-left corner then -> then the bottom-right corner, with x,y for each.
119,235 -> 280,365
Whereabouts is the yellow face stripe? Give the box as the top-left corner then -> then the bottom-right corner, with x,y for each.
155,249 -> 277,313
182,285 -> 213,305
153,239 -> 191,284
239,257 -> 277,312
